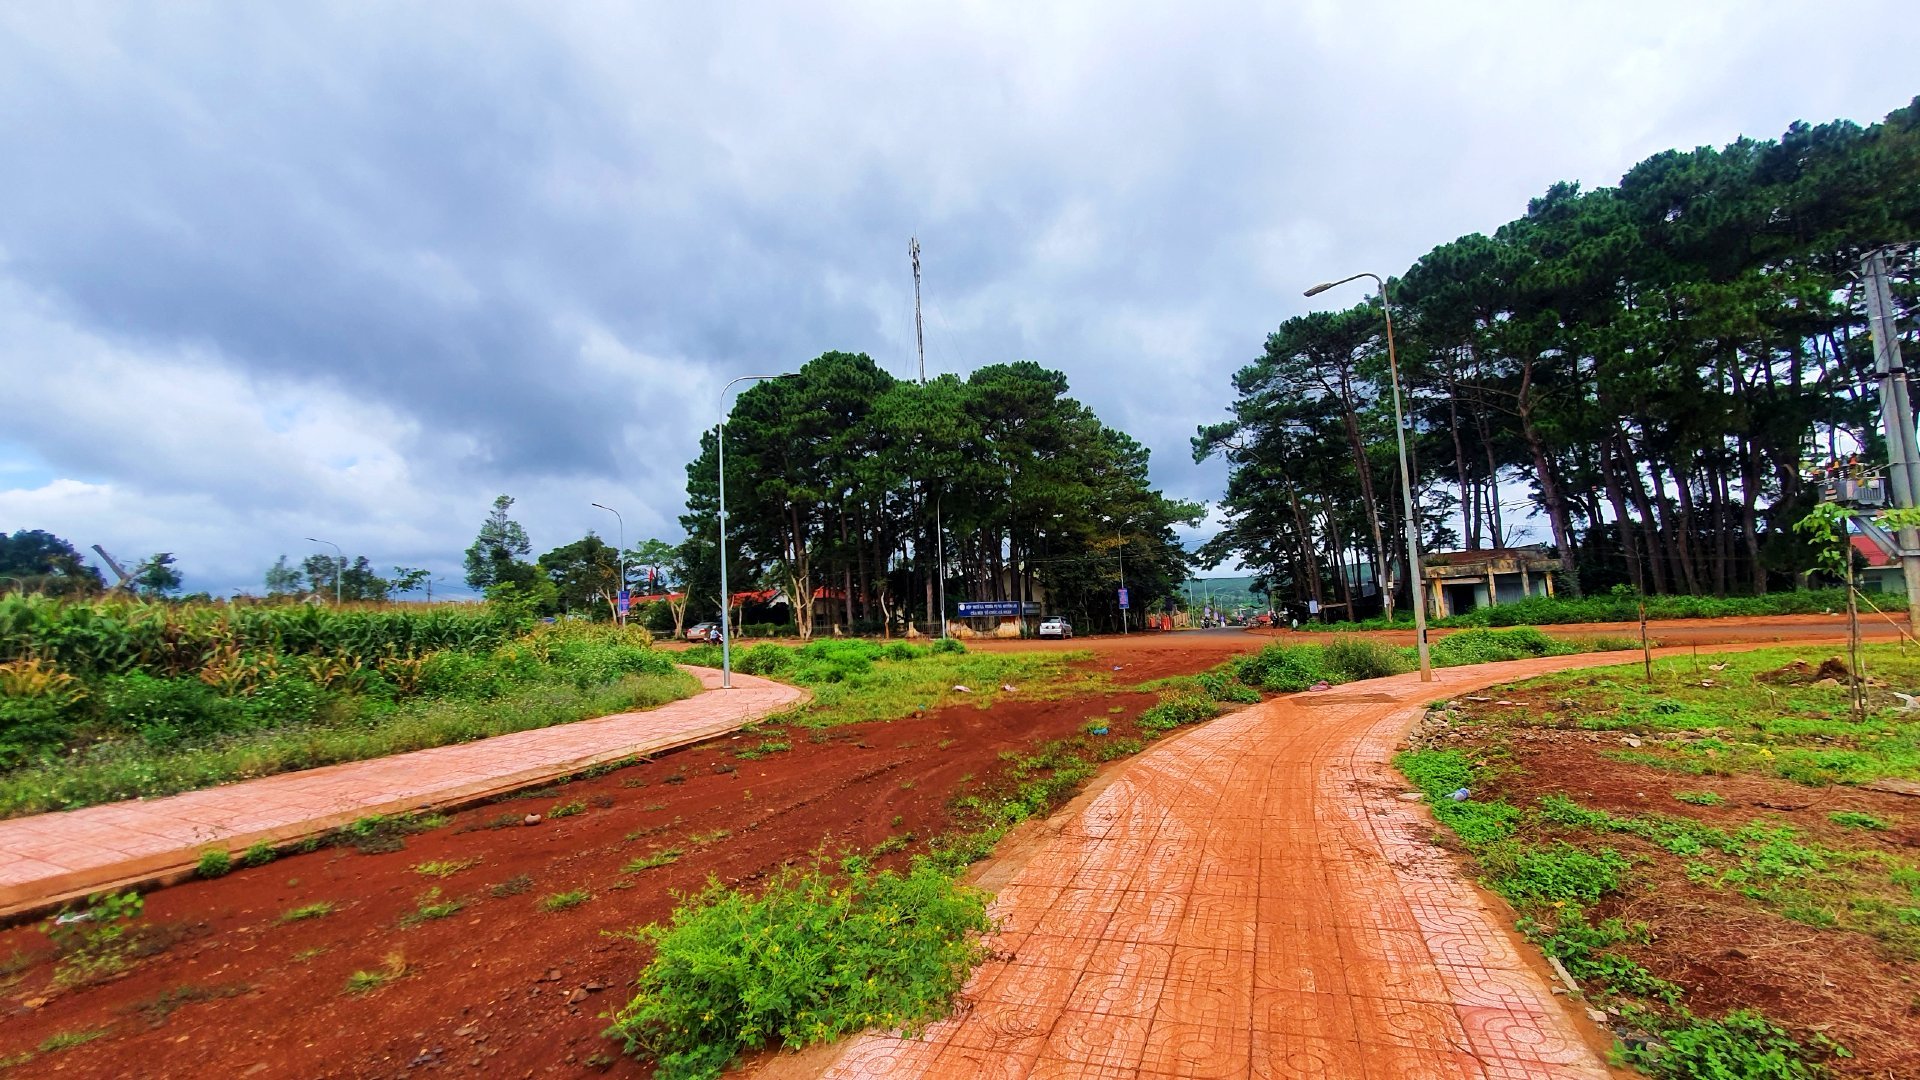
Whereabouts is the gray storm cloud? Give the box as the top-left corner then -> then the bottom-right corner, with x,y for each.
0,1 -> 1911,593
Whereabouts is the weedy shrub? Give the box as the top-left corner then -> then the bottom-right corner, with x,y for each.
1518,914 -> 1680,1004
548,800 -> 586,819
196,849 -> 232,878
343,951 -> 408,995
44,891 -> 145,987
931,637 -> 965,655
238,841 -> 275,868
1674,791 -> 1726,807
606,860 -> 990,1080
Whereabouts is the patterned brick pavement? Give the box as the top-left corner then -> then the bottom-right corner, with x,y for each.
817,650 -> 1693,1080
0,666 -> 803,919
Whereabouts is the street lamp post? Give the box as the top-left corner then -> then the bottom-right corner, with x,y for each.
305,537 -> 344,606
716,373 -> 798,689
591,502 -> 626,626
1304,272 -> 1432,681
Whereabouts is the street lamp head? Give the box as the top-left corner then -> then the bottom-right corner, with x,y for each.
1303,282 -> 1334,297
590,502 -> 610,512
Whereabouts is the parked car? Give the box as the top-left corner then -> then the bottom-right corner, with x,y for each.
684,622 -> 717,642
1038,617 -> 1073,639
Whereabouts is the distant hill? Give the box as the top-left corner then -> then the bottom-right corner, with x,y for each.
1184,575 -> 1267,612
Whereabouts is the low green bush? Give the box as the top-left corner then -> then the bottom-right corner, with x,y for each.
1618,1007 -> 1841,1080
1320,637 -> 1412,681
606,860 -> 990,1080
1486,841 -> 1628,906
1138,691 -> 1219,732
735,644 -> 795,676
1428,627 -> 1573,666
1233,644 -> 1328,691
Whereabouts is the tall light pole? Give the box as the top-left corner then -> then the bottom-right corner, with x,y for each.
716,373 -> 798,688
1305,272 -> 1432,681
1116,531 -> 1128,635
591,502 -> 626,626
305,537 -> 344,605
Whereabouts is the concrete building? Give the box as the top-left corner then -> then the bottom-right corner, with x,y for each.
1421,546 -> 1560,618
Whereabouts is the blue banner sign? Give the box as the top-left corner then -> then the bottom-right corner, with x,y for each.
617,590 -> 631,615
956,601 -> 1040,617
1117,587 -> 1130,610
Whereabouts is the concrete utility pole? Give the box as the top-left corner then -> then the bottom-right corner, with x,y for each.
1862,248 -> 1920,612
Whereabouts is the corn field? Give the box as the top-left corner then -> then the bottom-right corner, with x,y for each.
0,595 -> 524,678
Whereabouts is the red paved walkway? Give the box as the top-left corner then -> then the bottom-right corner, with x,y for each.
814,650 -> 1707,1080
0,666 -> 804,919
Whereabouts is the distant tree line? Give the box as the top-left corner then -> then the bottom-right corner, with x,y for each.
1199,95 -> 1920,609
678,352 -> 1202,637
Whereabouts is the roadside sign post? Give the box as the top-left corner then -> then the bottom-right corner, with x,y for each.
618,590 -> 631,620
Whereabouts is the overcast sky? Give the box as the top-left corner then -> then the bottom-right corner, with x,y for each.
1,2 -> 1913,596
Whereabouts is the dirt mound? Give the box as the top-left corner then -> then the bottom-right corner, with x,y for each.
1756,655 -> 1852,684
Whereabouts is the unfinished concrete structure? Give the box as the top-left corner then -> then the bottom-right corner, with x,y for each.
1421,545 -> 1559,617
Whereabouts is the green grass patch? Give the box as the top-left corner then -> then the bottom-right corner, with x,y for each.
540,889 -> 591,912
606,859 -> 989,1080
700,639 -> 1095,729
412,858 -> 479,878
623,849 -> 684,873
37,1028 -> 108,1053
0,664 -> 698,818
397,888 -> 462,927
1830,811 -> 1889,831
278,901 -> 336,923
195,848 -> 232,879
489,874 -> 533,898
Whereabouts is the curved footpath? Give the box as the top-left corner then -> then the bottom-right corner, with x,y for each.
0,666 -> 804,920
818,647 -> 1778,1080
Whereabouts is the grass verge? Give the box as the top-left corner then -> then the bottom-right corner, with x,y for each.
0,668 -> 697,817
1386,645 -> 1920,1078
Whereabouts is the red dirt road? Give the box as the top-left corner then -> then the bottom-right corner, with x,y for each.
812,646 -> 1790,1080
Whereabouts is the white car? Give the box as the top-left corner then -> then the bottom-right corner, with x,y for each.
1038,617 -> 1073,639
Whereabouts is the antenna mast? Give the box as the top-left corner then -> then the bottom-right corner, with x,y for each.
909,236 -> 925,384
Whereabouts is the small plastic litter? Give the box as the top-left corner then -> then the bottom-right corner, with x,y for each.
53,912 -> 93,925
1088,725 -> 1109,736
1111,665 -> 1124,671
1309,680 -> 1332,691
1446,787 -> 1471,801
951,685 -> 973,693
1000,684 -> 1017,692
